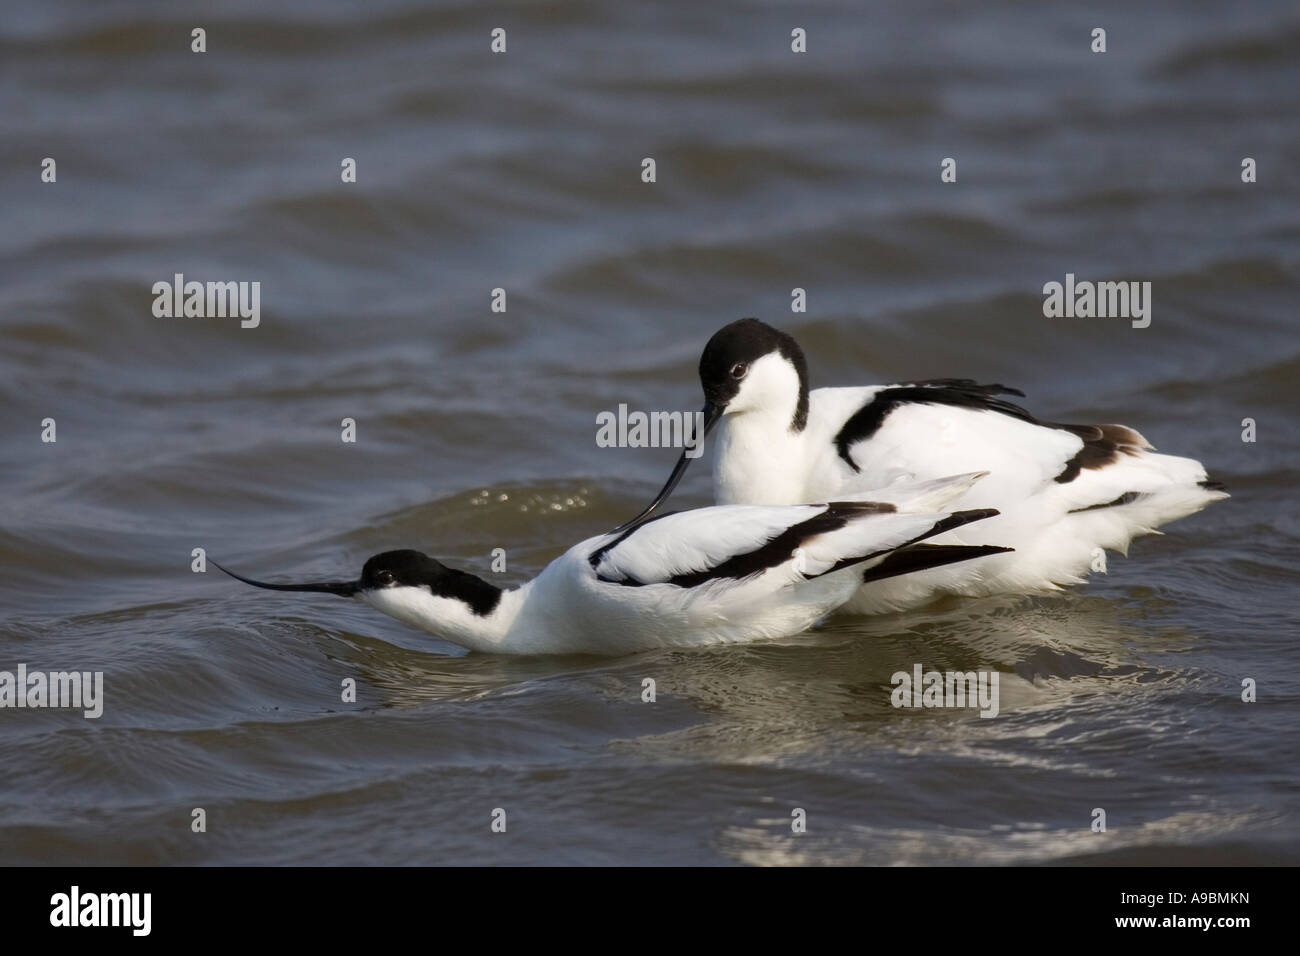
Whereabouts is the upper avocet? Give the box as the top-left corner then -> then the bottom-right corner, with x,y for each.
616,317 -> 1227,614
216,474 -> 1006,655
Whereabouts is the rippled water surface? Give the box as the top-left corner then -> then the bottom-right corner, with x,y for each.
1,0 -> 1298,865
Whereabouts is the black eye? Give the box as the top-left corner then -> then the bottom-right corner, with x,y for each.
377,570 -> 395,586
729,362 -> 747,380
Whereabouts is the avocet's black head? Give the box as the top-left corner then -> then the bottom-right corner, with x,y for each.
362,549 -> 502,617
698,317 -> 809,429
215,549 -> 501,617
359,549 -> 448,592
608,318 -> 810,535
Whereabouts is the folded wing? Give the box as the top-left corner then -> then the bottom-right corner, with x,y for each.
591,474 -> 1009,590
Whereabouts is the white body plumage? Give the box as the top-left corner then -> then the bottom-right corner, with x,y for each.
357,473 -> 1004,654
625,319 -> 1227,615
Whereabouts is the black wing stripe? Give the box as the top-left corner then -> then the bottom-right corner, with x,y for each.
599,501 -> 897,588
810,507 -> 1002,578
833,383 -> 1038,473
832,382 -> 1152,486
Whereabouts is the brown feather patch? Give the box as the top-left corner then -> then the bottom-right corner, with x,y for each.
1053,423 -> 1151,483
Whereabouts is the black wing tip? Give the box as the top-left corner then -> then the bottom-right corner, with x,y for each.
912,507 -> 1000,540
860,543 -> 1014,584
1199,479 -> 1228,493
963,544 -> 1015,555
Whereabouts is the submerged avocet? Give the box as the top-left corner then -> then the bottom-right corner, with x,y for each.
217,474 -> 1007,655
617,318 -> 1227,614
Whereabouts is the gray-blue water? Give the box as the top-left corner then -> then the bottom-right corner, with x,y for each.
1,0 -> 1297,864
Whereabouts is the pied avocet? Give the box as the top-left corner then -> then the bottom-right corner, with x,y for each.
616,318 -> 1227,614
217,473 -> 1007,654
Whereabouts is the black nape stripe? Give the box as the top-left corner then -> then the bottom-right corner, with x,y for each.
832,381 -> 1032,473
1067,491 -> 1142,514
859,543 -> 1014,584
362,549 -> 503,617
430,568 -> 502,617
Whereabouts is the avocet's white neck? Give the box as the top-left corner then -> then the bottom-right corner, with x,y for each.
713,408 -> 810,505
362,581 -> 534,654
709,350 -> 810,505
